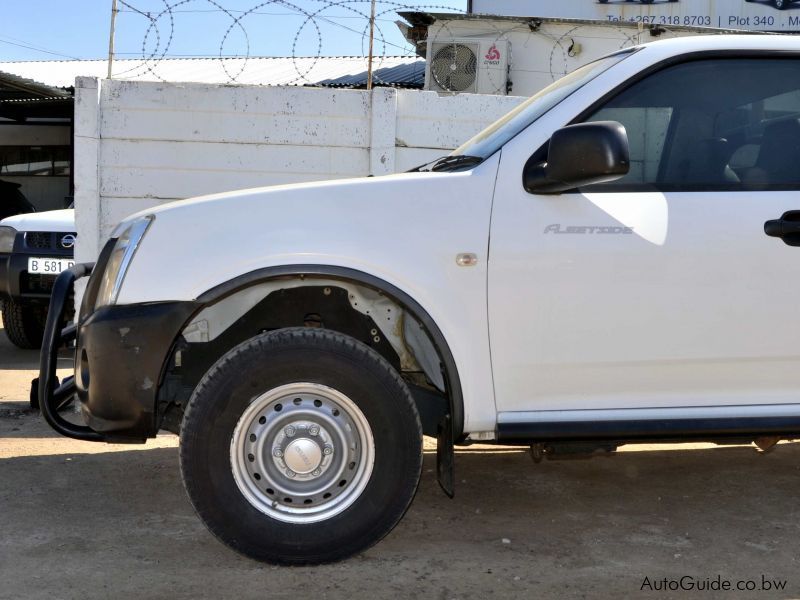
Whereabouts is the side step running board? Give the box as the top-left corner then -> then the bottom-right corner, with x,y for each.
498,416 -> 800,443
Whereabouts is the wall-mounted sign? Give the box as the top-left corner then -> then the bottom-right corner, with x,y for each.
469,0 -> 800,32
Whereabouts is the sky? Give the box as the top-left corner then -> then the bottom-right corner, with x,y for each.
0,0 -> 467,62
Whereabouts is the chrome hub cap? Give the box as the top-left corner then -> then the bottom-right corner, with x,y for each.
283,438 -> 323,474
231,383 -> 375,524
272,423 -> 333,480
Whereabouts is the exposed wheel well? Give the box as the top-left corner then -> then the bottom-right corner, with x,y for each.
157,268 -> 463,441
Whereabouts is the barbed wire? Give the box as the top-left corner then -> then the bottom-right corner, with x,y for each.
112,1 -> 679,92
114,1 -> 467,85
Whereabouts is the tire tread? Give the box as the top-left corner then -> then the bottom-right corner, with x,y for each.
1,300 -> 45,349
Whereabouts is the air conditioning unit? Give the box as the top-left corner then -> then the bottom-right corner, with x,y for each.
425,38 -> 510,95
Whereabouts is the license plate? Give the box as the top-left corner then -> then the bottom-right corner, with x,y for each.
27,257 -> 75,275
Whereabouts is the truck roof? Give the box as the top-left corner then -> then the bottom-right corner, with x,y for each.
640,33 -> 800,55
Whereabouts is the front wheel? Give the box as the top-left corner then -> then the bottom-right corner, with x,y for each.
180,328 -> 423,564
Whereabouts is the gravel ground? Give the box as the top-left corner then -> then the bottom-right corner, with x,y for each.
1,322 -> 800,600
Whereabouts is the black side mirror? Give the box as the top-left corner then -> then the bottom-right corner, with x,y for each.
523,121 -> 630,194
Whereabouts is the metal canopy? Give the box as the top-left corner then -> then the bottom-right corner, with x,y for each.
400,10 -> 754,32
0,70 -> 72,122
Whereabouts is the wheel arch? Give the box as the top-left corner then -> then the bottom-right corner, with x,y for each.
191,265 -> 465,440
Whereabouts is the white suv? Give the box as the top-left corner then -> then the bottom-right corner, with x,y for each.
0,209 -> 75,348
38,35 -> 800,564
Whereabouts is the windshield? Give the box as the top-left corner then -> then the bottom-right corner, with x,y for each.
452,49 -> 636,160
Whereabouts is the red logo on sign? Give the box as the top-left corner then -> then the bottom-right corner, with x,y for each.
485,44 -> 501,61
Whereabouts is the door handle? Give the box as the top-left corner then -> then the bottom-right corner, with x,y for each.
765,211 -> 800,246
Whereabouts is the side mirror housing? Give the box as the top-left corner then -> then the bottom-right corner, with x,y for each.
523,121 -> 630,194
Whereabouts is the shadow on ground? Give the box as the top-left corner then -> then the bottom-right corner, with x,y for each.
0,324 -> 72,372
1,421 -> 799,600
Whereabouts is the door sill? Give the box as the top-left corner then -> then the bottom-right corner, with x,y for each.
496,404 -> 800,442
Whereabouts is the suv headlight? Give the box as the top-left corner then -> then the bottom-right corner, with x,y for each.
0,226 -> 17,253
95,215 -> 153,307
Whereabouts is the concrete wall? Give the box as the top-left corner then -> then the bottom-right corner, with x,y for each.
74,77 -> 524,262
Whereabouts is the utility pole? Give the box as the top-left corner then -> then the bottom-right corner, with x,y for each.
107,0 -> 119,79
366,0 -> 377,90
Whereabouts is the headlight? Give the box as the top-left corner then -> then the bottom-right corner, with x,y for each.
95,216 -> 153,307
0,226 -> 17,253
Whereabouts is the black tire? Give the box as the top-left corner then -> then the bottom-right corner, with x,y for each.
180,327 -> 423,565
775,0 -> 788,8
2,300 -> 46,349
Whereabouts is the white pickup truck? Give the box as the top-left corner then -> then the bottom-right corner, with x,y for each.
38,35 -> 800,564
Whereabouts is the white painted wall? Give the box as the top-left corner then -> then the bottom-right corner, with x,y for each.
74,77 -> 525,263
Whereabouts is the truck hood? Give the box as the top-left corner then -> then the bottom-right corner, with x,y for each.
116,157 -> 501,305
0,209 -> 75,232
121,172 -> 453,228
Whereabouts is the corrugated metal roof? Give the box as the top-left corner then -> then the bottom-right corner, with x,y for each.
317,60 -> 424,88
0,70 -> 73,120
0,56 -> 422,89
0,70 -> 71,99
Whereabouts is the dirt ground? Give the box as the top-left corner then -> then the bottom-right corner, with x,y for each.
2,324 -> 800,600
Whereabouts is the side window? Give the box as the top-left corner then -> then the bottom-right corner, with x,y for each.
590,107 -> 672,184
582,58 -> 800,192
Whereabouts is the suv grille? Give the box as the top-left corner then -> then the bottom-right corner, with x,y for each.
25,232 -> 54,250
24,232 -> 77,252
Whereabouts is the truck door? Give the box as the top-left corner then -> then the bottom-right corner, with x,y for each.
489,55 -> 800,417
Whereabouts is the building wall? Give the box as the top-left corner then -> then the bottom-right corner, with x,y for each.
0,124 -> 69,145
74,77 -> 524,262
0,124 -> 71,212
0,176 -> 70,212
469,0 -> 799,32
424,18 -> 706,97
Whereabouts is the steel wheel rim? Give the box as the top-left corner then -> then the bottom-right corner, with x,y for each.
230,382 -> 375,524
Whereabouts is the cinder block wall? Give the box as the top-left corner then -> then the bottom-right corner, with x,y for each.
73,77 -> 524,263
